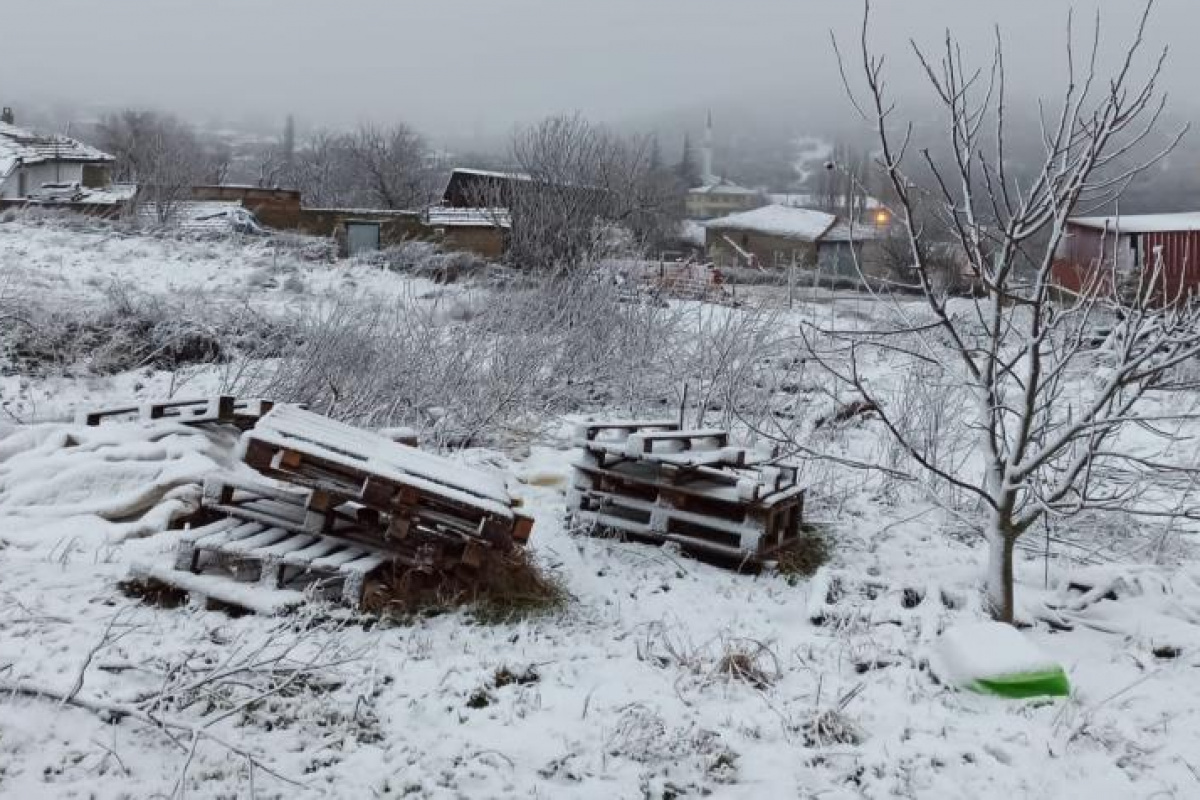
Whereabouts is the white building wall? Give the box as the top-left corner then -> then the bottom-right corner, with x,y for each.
0,161 -> 86,199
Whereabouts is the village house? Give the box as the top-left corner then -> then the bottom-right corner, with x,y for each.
704,204 -> 890,279
686,179 -> 766,220
684,113 -> 767,220
0,108 -> 135,212
1052,213 -> 1200,302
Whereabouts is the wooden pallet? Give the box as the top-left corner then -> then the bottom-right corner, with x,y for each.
569,422 -> 805,566
241,406 -> 533,549
576,422 -> 783,472
170,517 -> 402,608
574,419 -> 680,443
201,473 -> 477,565
570,483 -> 803,562
573,451 -> 801,507
78,396 -> 274,429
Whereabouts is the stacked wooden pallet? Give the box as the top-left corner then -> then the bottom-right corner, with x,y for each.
78,395 -> 275,430
134,405 -> 533,613
568,420 -> 804,567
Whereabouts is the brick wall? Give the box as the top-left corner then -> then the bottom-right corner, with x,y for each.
189,186 -> 303,229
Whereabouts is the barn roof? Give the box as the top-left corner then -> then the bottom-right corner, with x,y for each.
1069,213 -> 1200,234
704,204 -> 837,241
0,121 -> 113,179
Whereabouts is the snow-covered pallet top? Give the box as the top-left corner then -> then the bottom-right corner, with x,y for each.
245,405 -> 514,516
573,420 -> 801,504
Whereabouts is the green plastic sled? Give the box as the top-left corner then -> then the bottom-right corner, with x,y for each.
968,667 -> 1071,699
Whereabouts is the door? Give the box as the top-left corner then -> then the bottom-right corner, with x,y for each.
346,221 -> 381,256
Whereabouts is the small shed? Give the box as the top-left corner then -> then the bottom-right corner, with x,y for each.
704,205 -> 836,269
816,219 -> 889,279
422,207 -> 510,259
1052,213 -> 1200,301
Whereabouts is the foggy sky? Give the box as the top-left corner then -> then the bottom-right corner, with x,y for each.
2,0 -> 1196,142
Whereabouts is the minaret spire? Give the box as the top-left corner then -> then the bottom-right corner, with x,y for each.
701,110 -> 715,184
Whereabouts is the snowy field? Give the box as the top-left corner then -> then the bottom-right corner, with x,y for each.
2,214 -> 1200,799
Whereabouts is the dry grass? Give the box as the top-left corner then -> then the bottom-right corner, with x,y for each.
712,641 -> 779,690
775,525 -> 833,580
362,548 -> 567,624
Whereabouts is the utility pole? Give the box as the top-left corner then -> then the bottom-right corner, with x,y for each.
788,251 -> 796,308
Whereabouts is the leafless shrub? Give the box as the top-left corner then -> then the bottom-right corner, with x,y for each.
254,272 -> 685,445
712,640 -> 780,689
0,606 -> 374,794
2,281 -> 293,378
638,621 -> 782,690
802,684 -> 866,747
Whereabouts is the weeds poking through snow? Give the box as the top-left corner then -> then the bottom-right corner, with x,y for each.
775,525 -> 833,581
638,621 -> 782,691
802,683 -> 866,747
361,548 -> 567,624
711,640 -> 780,690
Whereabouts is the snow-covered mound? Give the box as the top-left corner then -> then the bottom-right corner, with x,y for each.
933,621 -> 1070,698
0,421 -> 230,548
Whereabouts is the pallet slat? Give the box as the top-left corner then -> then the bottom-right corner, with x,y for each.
569,422 -> 805,567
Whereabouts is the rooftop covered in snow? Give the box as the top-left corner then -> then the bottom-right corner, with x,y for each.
1069,213 -> 1200,234
424,207 -> 511,229
703,204 -> 837,241
0,121 -> 113,180
689,178 -> 761,196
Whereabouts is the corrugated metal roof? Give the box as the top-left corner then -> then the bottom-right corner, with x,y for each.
424,207 -> 511,228
1070,213 -> 1200,234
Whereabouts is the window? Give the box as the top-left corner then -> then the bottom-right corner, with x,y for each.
17,170 -> 27,197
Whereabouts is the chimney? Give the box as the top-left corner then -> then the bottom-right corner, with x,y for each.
0,107 -> 13,125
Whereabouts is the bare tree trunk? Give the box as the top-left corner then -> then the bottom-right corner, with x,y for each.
986,526 -> 1017,623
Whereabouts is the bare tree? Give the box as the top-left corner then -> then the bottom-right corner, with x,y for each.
345,122 -> 439,210
96,110 -> 230,223
468,114 -> 684,270
816,0 -> 1199,623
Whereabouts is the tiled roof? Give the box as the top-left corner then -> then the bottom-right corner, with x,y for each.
0,122 -> 113,179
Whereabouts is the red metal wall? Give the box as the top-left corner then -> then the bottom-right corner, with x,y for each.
1053,223 -> 1200,302
1142,230 -> 1200,302
1052,225 -> 1113,297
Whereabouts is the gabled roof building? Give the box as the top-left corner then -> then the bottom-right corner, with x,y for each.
0,112 -> 116,201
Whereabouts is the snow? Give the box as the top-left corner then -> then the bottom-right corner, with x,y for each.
689,179 -> 761,196
931,621 -> 1061,686
249,404 -> 514,508
1070,212 -> 1200,233
424,206 -> 511,228
0,121 -> 113,168
704,204 -> 837,241
2,217 -> 1200,798
680,219 -> 706,247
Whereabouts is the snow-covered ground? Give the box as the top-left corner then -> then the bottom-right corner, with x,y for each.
2,216 -> 1200,799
